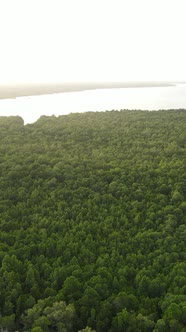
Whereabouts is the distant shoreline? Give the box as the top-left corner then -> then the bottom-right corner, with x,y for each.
0,81 -> 180,99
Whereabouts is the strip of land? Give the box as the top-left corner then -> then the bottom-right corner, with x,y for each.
0,81 -> 179,99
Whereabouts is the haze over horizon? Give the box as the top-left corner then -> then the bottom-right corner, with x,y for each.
0,0 -> 186,122
0,0 -> 186,86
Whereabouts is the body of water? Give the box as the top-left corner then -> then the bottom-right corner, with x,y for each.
0,84 -> 185,124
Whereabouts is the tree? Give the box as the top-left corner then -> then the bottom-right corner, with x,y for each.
44,301 -> 75,331
62,276 -> 82,301
111,308 -> 130,332
0,314 -> 16,332
78,327 -> 96,332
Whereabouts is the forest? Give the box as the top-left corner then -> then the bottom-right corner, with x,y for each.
0,110 -> 185,332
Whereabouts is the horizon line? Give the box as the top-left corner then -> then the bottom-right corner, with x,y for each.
0,81 -> 185,99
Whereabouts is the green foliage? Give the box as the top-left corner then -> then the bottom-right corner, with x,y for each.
0,313 -> 15,332
78,327 -> 96,332
0,110 -> 185,331
31,327 -> 44,332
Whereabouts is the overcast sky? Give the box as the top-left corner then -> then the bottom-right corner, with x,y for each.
0,0 -> 186,84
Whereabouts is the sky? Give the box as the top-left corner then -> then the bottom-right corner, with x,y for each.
0,0 -> 186,85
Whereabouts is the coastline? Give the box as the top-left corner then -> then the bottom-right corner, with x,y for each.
0,81 -> 178,99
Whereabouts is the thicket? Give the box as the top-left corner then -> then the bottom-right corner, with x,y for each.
0,110 -> 185,331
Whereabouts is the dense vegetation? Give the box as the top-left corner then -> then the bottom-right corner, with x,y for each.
0,110 -> 185,332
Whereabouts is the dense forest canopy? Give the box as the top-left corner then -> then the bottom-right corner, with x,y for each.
0,110 -> 185,332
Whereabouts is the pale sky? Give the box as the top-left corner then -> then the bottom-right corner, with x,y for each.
0,0 -> 186,84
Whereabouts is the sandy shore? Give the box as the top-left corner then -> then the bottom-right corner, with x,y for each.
0,81 -> 177,99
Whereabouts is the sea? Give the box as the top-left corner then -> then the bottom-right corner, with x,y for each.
0,83 -> 186,124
